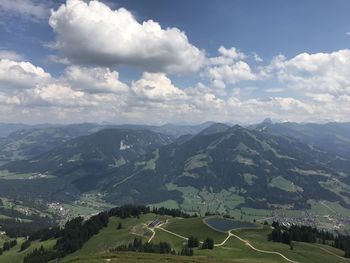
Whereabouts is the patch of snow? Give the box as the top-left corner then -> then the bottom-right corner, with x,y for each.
120,140 -> 131,150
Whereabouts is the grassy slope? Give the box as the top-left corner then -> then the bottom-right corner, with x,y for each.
1,215 -> 349,263
232,227 -> 347,263
64,214 -> 157,260
62,252 -> 236,263
197,238 -> 284,263
153,228 -> 187,250
0,238 -> 56,263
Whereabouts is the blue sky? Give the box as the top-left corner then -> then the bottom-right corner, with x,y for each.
0,0 -> 350,124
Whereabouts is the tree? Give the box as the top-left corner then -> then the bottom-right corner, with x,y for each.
202,237 -> 214,249
187,236 -> 199,248
20,239 -> 31,251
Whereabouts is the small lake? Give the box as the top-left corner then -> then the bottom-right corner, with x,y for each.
205,218 -> 258,232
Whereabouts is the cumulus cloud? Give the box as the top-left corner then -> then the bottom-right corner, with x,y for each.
204,46 -> 256,90
207,61 -> 256,85
208,46 -> 245,65
27,84 -> 87,107
2,48 -> 350,124
0,59 -> 51,91
0,59 -> 129,113
64,66 -> 128,94
49,0 -> 205,74
132,72 -> 186,101
263,50 -> 350,97
218,46 -> 246,60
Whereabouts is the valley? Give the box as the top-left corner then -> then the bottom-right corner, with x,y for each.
1,121 -> 350,262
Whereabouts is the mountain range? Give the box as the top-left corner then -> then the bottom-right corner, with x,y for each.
1,121 -> 350,219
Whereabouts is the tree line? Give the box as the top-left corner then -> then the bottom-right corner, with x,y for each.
113,237 -> 174,254
268,221 -> 350,258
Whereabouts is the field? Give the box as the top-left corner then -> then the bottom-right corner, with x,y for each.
151,188 -> 350,233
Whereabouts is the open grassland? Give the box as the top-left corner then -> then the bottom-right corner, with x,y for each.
1,214 -> 349,263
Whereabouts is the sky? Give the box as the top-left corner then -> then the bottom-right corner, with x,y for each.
0,0 -> 350,125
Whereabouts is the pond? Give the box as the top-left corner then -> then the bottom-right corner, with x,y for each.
205,217 -> 258,232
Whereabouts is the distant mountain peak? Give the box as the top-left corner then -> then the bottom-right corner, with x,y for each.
198,123 -> 230,136
262,118 -> 273,125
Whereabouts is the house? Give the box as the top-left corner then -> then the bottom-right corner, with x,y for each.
148,218 -> 162,228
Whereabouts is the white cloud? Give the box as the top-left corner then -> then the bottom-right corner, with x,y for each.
64,66 -> 128,94
264,50 -> 350,96
218,46 -> 245,60
0,59 -> 51,91
27,84 -> 87,107
49,0 -> 205,74
207,61 -> 256,85
0,50 -> 25,61
0,0 -> 50,21
132,72 -> 186,101
252,52 -> 263,62
204,46 -> 256,90
2,50 -> 350,124
208,46 -> 245,66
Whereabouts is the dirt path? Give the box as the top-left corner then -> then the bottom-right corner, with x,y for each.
157,226 -> 189,240
153,220 -> 299,263
147,226 -> 156,243
215,232 -> 233,247
146,220 -> 172,243
230,232 -> 298,263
